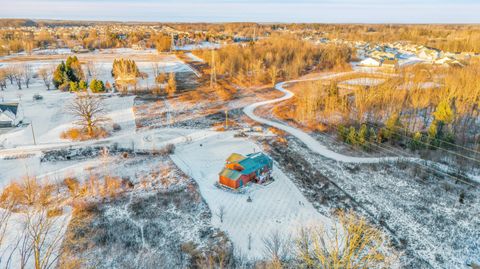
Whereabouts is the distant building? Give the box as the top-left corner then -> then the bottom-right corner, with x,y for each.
418,47 -> 441,61
218,152 -> 273,189
359,57 -> 382,67
381,59 -> 399,70
434,57 -> 465,68
0,103 -> 22,127
72,45 -> 89,53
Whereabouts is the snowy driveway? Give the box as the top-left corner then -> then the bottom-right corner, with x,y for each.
171,132 -> 331,259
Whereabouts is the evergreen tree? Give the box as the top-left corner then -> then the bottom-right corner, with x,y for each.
409,132 -> 424,151
53,61 -> 66,89
90,79 -> 106,93
383,113 -> 401,142
338,125 -> 348,141
428,121 -> 438,147
79,80 -> 88,91
346,126 -> 357,145
358,124 -> 368,149
69,81 -> 79,92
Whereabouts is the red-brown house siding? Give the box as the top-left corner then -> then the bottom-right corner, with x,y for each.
219,176 -> 239,189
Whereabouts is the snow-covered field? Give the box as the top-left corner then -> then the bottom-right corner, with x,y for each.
1,49 -> 478,268
171,131 -> 332,259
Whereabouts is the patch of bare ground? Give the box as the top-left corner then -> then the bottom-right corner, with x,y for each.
134,82 -> 282,130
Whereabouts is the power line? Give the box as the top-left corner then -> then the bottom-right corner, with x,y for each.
358,121 -> 480,164
324,123 -> 476,187
380,119 -> 480,155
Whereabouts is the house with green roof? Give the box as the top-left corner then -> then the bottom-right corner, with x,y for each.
219,152 -> 273,189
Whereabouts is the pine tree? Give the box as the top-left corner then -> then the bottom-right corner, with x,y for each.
383,113 -> 401,142
53,62 -> 66,89
409,132 -> 423,151
346,126 -> 357,145
69,81 -> 79,92
79,80 -> 88,91
338,125 -> 348,142
428,121 -> 438,147
358,124 -> 368,149
90,79 -> 105,93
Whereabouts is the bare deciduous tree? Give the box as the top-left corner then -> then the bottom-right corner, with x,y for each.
5,66 -> 16,85
38,67 -> 54,90
66,94 -> 108,136
0,69 -> 7,91
262,230 -> 291,266
217,205 -> 226,223
295,211 -> 398,269
24,207 -> 68,269
17,226 -> 33,269
86,61 -> 98,79
22,64 -> 33,89
13,66 -> 23,90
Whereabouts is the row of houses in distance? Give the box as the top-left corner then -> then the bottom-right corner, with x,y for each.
309,36 -> 477,69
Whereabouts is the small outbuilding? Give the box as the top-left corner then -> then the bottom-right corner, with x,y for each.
219,152 -> 273,189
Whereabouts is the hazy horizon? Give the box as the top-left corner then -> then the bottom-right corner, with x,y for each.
1,0 -> 480,23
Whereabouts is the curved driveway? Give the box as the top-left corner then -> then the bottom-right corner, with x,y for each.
243,73 -> 399,163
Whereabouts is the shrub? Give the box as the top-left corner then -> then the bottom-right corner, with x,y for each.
61,127 -> 109,141
112,123 -> 121,131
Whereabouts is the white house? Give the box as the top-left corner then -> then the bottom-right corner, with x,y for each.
434,57 -> 465,68
418,47 -> 441,61
0,103 -> 23,127
359,57 -> 382,67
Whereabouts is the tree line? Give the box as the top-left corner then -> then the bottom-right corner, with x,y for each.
290,62 -> 480,154
194,34 -> 352,87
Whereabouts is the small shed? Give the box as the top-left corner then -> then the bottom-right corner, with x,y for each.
219,152 -> 273,189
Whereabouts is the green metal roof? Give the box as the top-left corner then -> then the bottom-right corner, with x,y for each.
219,168 -> 242,180
226,153 -> 246,163
238,152 -> 273,175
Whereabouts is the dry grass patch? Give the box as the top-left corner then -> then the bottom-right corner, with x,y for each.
61,127 -> 109,141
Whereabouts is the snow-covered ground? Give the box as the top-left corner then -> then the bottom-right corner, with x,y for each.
174,42 -> 221,51
340,77 -> 385,86
171,131 -> 332,259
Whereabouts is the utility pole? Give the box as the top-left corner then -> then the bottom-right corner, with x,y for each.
210,47 -> 217,89
170,33 -> 175,53
225,110 -> 228,129
31,121 -> 36,145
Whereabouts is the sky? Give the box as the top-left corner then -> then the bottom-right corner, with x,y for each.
1,0 -> 480,23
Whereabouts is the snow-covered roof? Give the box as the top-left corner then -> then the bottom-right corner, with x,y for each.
0,111 -> 15,122
0,103 -> 19,116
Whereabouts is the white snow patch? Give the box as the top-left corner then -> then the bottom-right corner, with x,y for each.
171,131 -> 332,260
